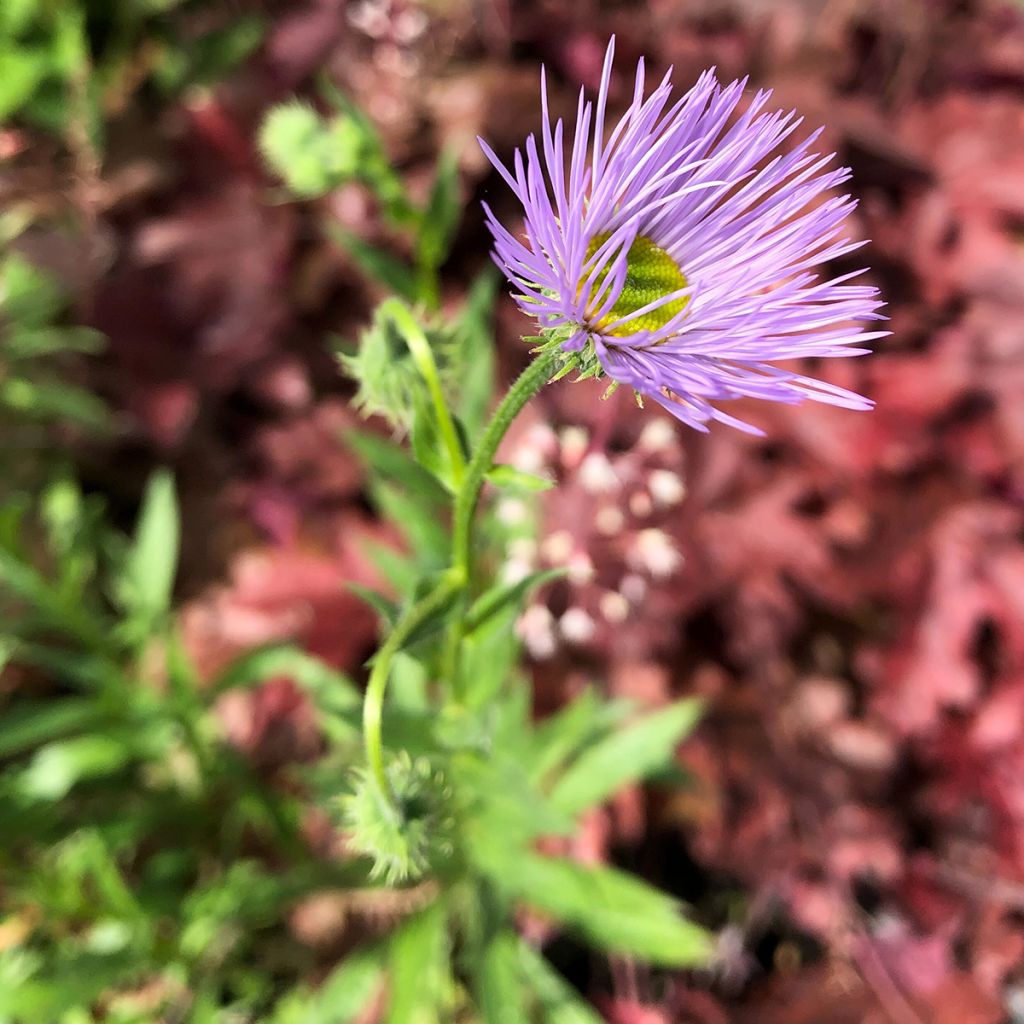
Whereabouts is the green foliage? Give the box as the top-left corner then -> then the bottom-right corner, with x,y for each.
336,295 -> 714,1013
258,100 -> 366,198
0,253 -> 109,458
260,88 -> 469,309
0,0 -> 264,139
548,698 -> 703,816
0,471 -> 366,1023
0,69 -> 712,1017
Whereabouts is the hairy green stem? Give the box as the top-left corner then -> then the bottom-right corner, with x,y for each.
444,347 -> 566,701
363,570 -> 464,795
363,343 -> 569,789
451,347 -> 563,581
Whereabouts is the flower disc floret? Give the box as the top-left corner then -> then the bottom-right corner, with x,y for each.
583,233 -> 690,336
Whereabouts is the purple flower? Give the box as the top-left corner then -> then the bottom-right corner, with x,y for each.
479,39 -> 885,434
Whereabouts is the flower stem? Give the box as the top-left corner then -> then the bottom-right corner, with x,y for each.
444,346 -> 566,702
363,343 -> 569,788
451,346 -> 563,582
363,569 -> 464,795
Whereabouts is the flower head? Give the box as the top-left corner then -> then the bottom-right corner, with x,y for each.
480,39 -> 885,433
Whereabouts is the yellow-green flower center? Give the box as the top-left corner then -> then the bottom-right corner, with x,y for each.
583,233 -> 689,336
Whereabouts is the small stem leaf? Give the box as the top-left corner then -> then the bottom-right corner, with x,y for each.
118,469 -> 179,625
327,224 -> 417,300
505,854 -> 713,966
348,582 -> 401,629
386,901 -> 449,1024
345,429 -> 448,508
416,145 -> 462,274
465,568 -> 567,636
485,464 -> 555,492
548,698 -> 703,817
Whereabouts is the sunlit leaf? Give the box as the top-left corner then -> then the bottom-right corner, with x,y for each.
117,469 -> 179,625
549,698 -> 703,816
504,855 -> 712,966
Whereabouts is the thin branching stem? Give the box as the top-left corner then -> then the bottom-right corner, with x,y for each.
363,569 -> 464,795
363,343 -> 570,788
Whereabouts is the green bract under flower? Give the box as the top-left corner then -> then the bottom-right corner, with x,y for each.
583,234 -> 690,337
340,305 -> 459,433
342,755 -> 457,885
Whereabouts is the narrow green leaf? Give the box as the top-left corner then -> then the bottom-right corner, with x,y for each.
549,698 -> 703,817
363,540 -> 419,594
372,480 -> 450,565
463,761 -> 574,881
7,641 -> 121,690
465,568 -> 566,635
4,326 -> 105,360
327,224 -> 417,300
0,48 -> 50,123
459,612 -> 520,711
0,0 -> 38,36
529,690 -> 632,785
0,375 -> 109,428
476,932 -> 529,1024
348,582 -> 399,628
119,469 -> 179,622
390,650 -> 429,711
515,941 -> 603,1024
454,270 -> 498,439
387,901 -> 449,1024
0,253 -> 64,327
507,855 -> 712,967
486,464 -> 555,492
416,146 -> 461,272
345,429 -> 448,508
209,643 -> 360,705
16,734 -> 136,801
410,389 -> 455,491
309,944 -> 386,1024
0,549 -> 109,650
0,699 -> 98,759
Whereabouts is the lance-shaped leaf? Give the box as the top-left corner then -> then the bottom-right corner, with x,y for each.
549,697 -> 703,816
505,854 -> 712,967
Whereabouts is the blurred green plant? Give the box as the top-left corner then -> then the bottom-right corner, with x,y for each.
0,470 -> 371,1023
319,299 -> 713,1020
0,252 -> 106,426
0,453 -> 710,1023
0,0 -> 264,145
0,250 -> 110,505
259,86 -> 462,310
0,37 -> 714,1019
